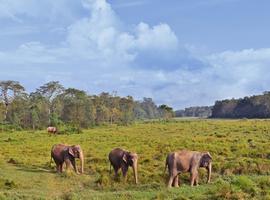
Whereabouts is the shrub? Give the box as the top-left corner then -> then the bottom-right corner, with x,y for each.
61,192 -> 76,200
60,124 -> 83,134
95,173 -> 110,188
257,176 -> 270,196
4,179 -> 17,189
232,176 -> 258,197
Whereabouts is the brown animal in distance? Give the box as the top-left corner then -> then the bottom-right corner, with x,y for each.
47,126 -> 57,134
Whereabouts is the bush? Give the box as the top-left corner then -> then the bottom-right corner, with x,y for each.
257,176 -> 270,196
59,124 -> 82,134
232,176 -> 258,197
61,192 -> 76,200
95,173 -> 110,188
0,179 -> 17,190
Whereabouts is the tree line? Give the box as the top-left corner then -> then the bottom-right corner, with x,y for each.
175,106 -> 212,118
0,81 -> 174,130
211,91 -> 270,118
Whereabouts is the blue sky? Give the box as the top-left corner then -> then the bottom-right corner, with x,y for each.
0,0 -> 270,109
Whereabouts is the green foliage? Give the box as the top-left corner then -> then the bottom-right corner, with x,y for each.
232,176 -> 258,196
60,123 -> 83,135
0,81 -> 173,130
212,91 -> 270,118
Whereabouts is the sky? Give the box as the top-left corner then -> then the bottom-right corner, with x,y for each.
0,0 -> 270,109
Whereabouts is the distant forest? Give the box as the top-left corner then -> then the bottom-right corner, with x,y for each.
211,91 -> 270,118
175,106 -> 212,118
175,92 -> 270,119
0,81 -> 174,130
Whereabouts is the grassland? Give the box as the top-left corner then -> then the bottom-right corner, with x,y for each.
0,119 -> 270,199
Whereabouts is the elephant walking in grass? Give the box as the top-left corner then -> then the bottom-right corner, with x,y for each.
109,148 -> 138,184
51,144 -> 84,174
165,150 -> 212,187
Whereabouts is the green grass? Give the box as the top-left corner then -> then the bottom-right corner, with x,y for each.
0,119 -> 270,199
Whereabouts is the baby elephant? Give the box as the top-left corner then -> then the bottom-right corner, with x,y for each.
108,148 -> 138,184
165,150 -> 212,187
51,144 -> 84,174
47,126 -> 57,134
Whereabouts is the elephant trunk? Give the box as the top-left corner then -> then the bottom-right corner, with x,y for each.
132,160 -> 138,184
79,151 -> 84,174
207,162 -> 212,183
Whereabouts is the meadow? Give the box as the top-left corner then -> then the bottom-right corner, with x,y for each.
0,119 -> 270,199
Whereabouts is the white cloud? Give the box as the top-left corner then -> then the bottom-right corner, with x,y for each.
134,22 -> 179,50
0,0 -> 181,65
207,48 -> 270,96
65,0 -> 180,65
0,0 -> 270,109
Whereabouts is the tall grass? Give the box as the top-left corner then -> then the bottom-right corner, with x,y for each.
0,119 -> 270,199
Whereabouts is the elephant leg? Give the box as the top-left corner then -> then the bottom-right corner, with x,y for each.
168,166 -> 178,188
173,175 -> 179,187
168,175 -> 174,188
70,159 -> 79,174
64,159 -> 72,171
60,163 -> 64,173
114,167 -> 119,178
190,171 -> 198,187
56,164 -> 60,173
121,165 -> 128,182
195,174 -> 199,186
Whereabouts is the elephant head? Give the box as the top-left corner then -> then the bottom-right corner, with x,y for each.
200,152 -> 212,183
68,145 -> 84,174
123,152 -> 138,184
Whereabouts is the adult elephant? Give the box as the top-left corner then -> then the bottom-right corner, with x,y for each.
165,150 -> 212,187
108,148 -> 138,184
51,144 -> 84,174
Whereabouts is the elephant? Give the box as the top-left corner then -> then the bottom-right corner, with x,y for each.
108,148 -> 138,184
50,144 -> 84,174
47,126 -> 57,134
165,150 -> 212,187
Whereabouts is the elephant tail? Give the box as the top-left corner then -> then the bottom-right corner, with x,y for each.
164,159 -> 168,174
50,154 -> 53,167
109,163 -> 112,174
164,155 -> 169,175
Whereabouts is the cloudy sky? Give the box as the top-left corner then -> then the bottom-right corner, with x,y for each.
0,0 -> 270,109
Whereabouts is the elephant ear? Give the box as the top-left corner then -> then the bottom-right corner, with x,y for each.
122,153 -> 128,163
206,152 -> 212,160
200,152 -> 212,167
68,147 -> 75,157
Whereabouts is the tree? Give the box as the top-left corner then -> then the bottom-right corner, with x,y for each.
0,80 -> 175,129
29,92 -> 50,129
158,104 -> 174,119
119,96 -> 134,125
36,81 -> 64,125
140,98 -> 160,119
133,101 -> 148,119
8,93 -> 30,129
60,88 -> 93,128
0,81 -> 25,121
